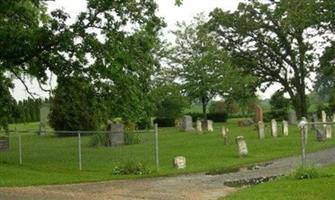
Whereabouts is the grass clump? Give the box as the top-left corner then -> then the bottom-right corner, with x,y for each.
291,166 -> 320,180
112,161 -> 152,175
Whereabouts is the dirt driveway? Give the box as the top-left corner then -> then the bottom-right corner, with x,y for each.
1,147 -> 335,200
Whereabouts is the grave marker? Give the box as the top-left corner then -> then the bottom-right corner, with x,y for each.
271,119 -> 278,137
258,121 -> 265,139
236,136 -> 248,157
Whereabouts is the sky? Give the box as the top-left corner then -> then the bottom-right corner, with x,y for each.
11,0 -> 281,100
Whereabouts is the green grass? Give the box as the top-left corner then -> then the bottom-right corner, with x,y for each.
222,164 -> 335,200
1,120 -> 335,187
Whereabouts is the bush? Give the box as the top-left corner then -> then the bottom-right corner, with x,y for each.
292,166 -> 320,180
153,118 -> 175,127
112,161 -> 152,175
185,112 -> 228,122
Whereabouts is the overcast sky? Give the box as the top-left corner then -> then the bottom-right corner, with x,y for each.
12,0 -> 280,100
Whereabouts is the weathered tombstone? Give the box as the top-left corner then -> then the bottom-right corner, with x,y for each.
221,126 -> 228,145
236,136 -> 248,157
0,136 -> 9,151
312,113 -> 318,130
175,118 -> 182,129
288,111 -> 297,125
39,103 -> 50,136
181,115 -> 194,132
207,120 -> 214,132
316,128 -> 326,142
322,110 -> 327,123
173,156 -> 186,169
326,125 -> 332,139
255,105 -> 263,123
271,119 -> 278,137
107,123 -> 125,146
196,120 -> 202,133
332,113 -> 335,123
282,120 -> 289,136
258,121 -> 265,139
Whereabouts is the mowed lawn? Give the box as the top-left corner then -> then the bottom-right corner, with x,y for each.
1,119 -> 335,186
222,164 -> 335,200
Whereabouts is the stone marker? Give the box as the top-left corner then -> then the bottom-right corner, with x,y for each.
0,137 -> 9,151
282,120 -> 289,136
196,120 -> 202,133
316,128 -> 326,142
288,111 -> 297,124
326,125 -> 332,139
175,118 -> 182,129
173,156 -> 186,169
38,103 -> 50,136
221,126 -> 228,145
181,115 -> 194,132
258,121 -> 265,139
207,120 -> 214,132
255,105 -> 263,123
107,123 -> 124,146
236,136 -> 248,157
322,110 -> 327,123
332,113 -> 335,123
271,119 -> 278,137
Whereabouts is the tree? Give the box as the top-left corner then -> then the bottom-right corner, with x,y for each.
269,91 -> 290,121
170,15 -> 252,121
209,0 -> 335,118
49,77 -> 105,133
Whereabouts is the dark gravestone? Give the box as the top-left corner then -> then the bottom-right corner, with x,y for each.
316,128 -> 326,142
0,137 -> 9,151
107,124 -> 124,146
288,111 -> 297,125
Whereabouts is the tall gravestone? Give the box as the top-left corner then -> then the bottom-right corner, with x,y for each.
39,103 -> 50,136
207,120 -> 214,132
255,105 -> 263,123
107,123 -> 125,146
258,121 -> 265,139
288,111 -> 297,125
196,120 -> 202,133
326,125 -> 332,139
321,110 -> 327,123
271,119 -> 278,137
181,115 -> 193,132
282,120 -> 289,136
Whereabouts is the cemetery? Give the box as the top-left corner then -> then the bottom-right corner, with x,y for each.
1,0 -> 335,199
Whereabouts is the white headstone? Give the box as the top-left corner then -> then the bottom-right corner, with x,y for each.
181,115 -> 193,132
326,125 -> 332,139
282,120 -> 289,136
258,121 -> 265,139
207,120 -> 214,132
236,136 -> 248,157
173,156 -> 186,169
196,120 -> 202,133
271,119 -> 278,137
322,110 -> 327,123
221,126 -> 226,137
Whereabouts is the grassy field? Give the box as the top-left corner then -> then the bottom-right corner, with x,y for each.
1,120 -> 335,187
222,164 -> 335,200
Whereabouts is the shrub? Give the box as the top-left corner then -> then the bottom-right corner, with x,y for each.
185,112 -> 228,122
292,166 -> 320,180
153,118 -> 175,127
112,161 -> 152,175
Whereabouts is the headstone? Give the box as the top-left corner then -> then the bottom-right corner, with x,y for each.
196,120 -> 202,133
0,137 -> 9,151
175,118 -> 182,129
236,136 -> 248,157
288,111 -> 297,125
316,128 -> 326,142
326,125 -> 332,139
221,126 -> 227,137
258,121 -> 265,139
271,119 -> 278,137
173,156 -> 186,169
207,120 -> 214,132
255,105 -> 263,123
332,113 -> 335,123
321,110 -> 327,123
181,115 -> 194,132
312,113 -> 318,130
107,123 -> 125,146
39,103 -> 50,136
282,120 -> 289,136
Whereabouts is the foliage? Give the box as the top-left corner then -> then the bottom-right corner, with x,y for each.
49,77 -> 105,133
112,161 -> 152,175
209,0 -> 335,118
328,87 -> 335,113
185,112 -> 228,123
0,76 -> 16,131
268,91 -> 290,120
209,100 -> 240,114
153,118 -> 175,127
124,132 -> 143,145
152,83 -> 190,119
291,166 -> 320,180
169,14 -> 253,120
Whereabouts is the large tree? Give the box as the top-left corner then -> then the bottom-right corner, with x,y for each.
209,0 -> 335,118
169,15 -> 254,120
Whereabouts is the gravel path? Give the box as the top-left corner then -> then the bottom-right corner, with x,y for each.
1,147 -> 335,200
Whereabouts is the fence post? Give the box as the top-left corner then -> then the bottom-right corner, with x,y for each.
154,123 -> 159,172
78,131 -> 82,171
299,119 -> 307,168
18,133 -> 22,165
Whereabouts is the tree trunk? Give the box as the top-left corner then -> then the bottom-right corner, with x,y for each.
201,96 -> 208,127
